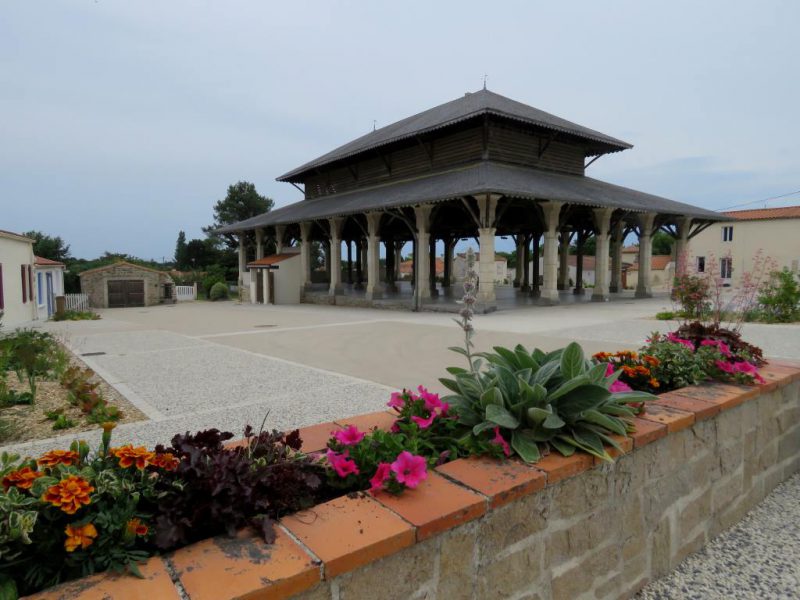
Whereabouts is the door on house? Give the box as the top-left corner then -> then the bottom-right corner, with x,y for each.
107,280 -> 145,308
256,270 -> 264,303
268,271 -> 275,304
45,273 -> 54,317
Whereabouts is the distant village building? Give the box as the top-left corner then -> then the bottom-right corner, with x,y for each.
0,229 -> 37,327
688,206 -> 800,286
34,256 -> 66,319
79,261 -> 176,308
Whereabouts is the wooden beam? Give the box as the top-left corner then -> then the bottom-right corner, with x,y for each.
584,155 -> 602,169
460,197 -> 481,228
538,133 -> 556,158
290,182 -> 305,195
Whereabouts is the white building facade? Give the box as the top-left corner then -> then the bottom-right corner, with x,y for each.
0,230 -> 37,328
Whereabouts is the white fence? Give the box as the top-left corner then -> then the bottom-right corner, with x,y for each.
65,293 -> 90,311
176,284 -> 197,302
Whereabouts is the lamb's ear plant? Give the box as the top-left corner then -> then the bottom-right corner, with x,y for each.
442,248 -> 654,463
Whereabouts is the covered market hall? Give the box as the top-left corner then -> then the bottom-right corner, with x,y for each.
218,89 -> 723,312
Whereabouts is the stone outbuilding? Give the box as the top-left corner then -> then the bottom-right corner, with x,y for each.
79,261 -> 176,308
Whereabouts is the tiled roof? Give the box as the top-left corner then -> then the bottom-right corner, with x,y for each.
628,255 -> 673,271
723,206 -> 800,221
34,255 -> 65,267
247,253 -> 300,268
399,258 -> 444,276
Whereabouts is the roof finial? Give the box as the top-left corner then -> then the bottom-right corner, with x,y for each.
483,74 -> 488,90
373,119 -> 377,132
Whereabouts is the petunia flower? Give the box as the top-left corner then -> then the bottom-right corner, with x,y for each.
325,449 -> 360,478
490,427 -> 511,457
715,360 -> 735,374
387,391 -> 406,409
369,462 -> 392,493
333,425 -> 366,446
390,451 -> 427,489
733,361 -> 766,384
605,363 -> 632,392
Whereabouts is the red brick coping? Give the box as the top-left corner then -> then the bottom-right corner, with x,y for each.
31,361 -> 800,600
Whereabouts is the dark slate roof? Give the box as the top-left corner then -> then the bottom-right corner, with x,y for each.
218,162 -> 723,233
277,89 -> 633,182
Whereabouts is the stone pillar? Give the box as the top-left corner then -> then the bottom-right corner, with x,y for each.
346,241 -> 353,284
636,213 -> 657,299
609,221 -> 623,293
429,236 -> 439,298
365,213 -> 382,300
354,239 -> 364,289
324,242 -> 331,279
476,195 -> 499,308
674,217 -> 692,276
574,232 -> 586,295
274,225 -> 285,254
513,237 -> 523,288
558,231 -> 570,290
531,234 -> 541,297
541,202 -> 564,304
385,239 -> 397,293
299,222 -> 312,291
521,236 -> 531,292
592,208 -> 614,302
237,232 -> 247,286
414,205 -> 433,303
255,229 -> 264,260
328,218 -> 343,297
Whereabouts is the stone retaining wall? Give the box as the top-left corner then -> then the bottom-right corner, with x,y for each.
34,362 -> 800,600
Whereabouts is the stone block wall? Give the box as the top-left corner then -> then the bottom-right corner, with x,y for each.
79,262 -> 175,308
34,363 -> 800,600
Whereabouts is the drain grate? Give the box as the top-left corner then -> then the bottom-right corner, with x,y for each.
81,352 -> 106,356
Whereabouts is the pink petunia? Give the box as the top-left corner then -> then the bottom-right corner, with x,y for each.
416,386 -> 450,417
333,425 -> 365,446
326,449 -> 360,478
733,361 -> 766,384
411,414 -> 435,429
701,339 -> 732,357
605,363 -> 633,392
387,391 -> 406,409
390,451 -> 428,489
369,462 -> 392,493
490,427 -> 511,457
666,332 -> 695,350
715,360 -> 735,374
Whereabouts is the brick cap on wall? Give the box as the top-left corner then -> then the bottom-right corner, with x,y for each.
29,361 -> 800,600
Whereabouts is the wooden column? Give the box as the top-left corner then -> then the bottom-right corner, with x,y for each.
429,235 -> 438,297
531,233 -> 541,297
574,231 -> 585,295
521,235 -> 531,292
346,241 -> 353,284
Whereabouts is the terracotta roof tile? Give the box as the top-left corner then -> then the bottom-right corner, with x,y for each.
723,206 -> 800,221
247,253 -> 300,267
34,255 -> 65,267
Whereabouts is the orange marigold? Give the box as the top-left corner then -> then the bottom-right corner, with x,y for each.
42,475 -> 95,514
2,467 -> 43,492
649,378 -> 661,388
37,450 -> 80,468
593,352 -> 611,361
126,518 -> 149,537
64,522 -> 98,552
110,445 -> 155,470
150,452 -> 179,471
643,355 -> 660,367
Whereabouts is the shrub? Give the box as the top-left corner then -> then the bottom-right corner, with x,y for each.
655,311 -> 676,320
758,268 -> 800,323
52,310 -> 100,322
639,333 -> 705,391
674,321 -> 764,366
671,273 -> 710,320
208,282 -> 229,301
60,367 -> 121,423
0,330 -> 62,403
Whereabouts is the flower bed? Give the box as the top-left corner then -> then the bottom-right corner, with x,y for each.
19,358 -> 800,600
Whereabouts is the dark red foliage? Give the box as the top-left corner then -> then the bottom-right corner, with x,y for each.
149,427 -> 330,550
675,321 -> 765,366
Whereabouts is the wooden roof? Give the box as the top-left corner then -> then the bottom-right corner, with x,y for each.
278,89 -> 632,182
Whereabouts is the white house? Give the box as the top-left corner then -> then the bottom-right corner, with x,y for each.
247,250 -> 303,305
0,230 -> 37,328
34,256 -> 66,319
453,253 -> 508,283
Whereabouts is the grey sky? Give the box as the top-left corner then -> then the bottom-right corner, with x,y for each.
2,0 -> 798,260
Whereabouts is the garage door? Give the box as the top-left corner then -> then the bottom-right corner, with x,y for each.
107,280 -> 145,308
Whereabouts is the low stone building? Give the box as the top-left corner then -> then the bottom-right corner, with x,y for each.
79,261 -> 176,308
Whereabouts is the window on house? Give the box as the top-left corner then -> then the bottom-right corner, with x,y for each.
720,257 -> 733,279
722,226 -> 734,242
696,256 -> 706,273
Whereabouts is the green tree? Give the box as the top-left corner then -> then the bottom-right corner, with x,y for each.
23,231 -> 71,262
652,231 -> 674,255
175,231 -> 189,269
203,181 -> 274,251
185,238 -> 221,269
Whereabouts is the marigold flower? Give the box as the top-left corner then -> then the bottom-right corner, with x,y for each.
110,445 -> 155,470
2,466 -> 43,491
37,449 -> 80,468
390,451 -> 427,489
150,452 -> 180,471
649,378 -> 660,388
43,475 -> 94,514
64,522 -> 98,552
126,518 -> 149,537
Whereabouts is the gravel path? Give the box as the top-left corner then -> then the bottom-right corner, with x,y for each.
637,473 -> 800,599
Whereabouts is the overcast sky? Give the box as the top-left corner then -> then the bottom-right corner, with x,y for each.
2,1 -> 798,260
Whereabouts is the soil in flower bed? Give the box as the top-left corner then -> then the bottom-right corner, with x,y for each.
0,351 -> 145,445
